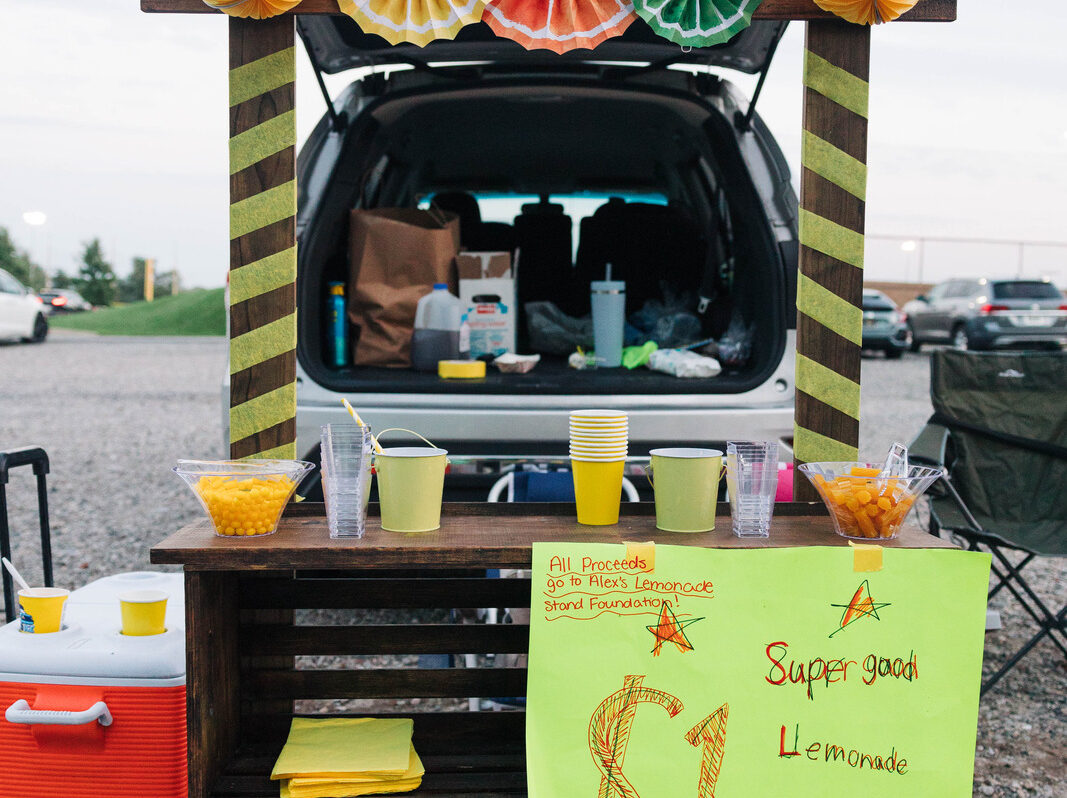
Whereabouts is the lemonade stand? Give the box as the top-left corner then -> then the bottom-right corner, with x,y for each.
136,3 -> 994,798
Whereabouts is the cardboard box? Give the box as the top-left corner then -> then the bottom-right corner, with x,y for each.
457,252 -> 515,356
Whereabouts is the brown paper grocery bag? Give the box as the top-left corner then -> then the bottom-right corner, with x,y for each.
348,208 -> 460,367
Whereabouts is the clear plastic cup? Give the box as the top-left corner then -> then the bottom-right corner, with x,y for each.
725,441 -> 779,538
321,424 -> 374,538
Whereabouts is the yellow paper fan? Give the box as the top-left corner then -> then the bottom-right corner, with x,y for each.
812,0 -> 917,25
203,0 -> 304,19
338,0 -> 485,46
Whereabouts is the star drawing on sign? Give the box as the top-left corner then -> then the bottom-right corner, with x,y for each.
646,600 -> 704,656
829,579 -> 891,637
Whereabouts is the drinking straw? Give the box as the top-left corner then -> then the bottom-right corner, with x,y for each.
2,557 -> 32,592
342,398 -> 383,454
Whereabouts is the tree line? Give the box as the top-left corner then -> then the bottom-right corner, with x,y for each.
0,226 -> 178,306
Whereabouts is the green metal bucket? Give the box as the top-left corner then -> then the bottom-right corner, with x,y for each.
376,429 -> 448,532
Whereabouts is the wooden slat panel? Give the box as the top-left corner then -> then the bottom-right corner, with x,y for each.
239,577 -> 533,609
248,668 -> 528,699
186,572 -> 242,798
240,711 -> 525,749
143,0 -> 956,20
226,752 -> 526,776
152,503 -> 954,570
240,623 -> 531,655
214,771 -> 527,796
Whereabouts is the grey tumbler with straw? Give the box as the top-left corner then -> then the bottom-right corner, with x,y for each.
591,263 -> 625,368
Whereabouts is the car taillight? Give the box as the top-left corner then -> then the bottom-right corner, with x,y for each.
979,304 -> 1009,315
34,296 -> 43,304
1059,304 -> 1067,312
51,296 -> 68,306
895,311 -> 907,324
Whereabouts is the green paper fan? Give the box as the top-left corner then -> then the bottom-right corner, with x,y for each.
633,0 -> 764,47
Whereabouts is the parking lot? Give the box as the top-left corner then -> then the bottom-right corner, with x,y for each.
0,333 -> 1063,796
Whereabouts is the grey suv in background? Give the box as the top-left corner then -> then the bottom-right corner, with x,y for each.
903,278 -> 1067,351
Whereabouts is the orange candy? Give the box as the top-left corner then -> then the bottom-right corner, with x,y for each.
818,466 -> 916,539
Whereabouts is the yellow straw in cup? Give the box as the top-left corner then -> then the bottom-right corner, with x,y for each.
342,398 -> 383,454
119,590 -> 168,636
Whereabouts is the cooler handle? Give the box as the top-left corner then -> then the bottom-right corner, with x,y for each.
5,699 -> 113,727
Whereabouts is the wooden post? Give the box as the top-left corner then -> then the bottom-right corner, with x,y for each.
228,15 -> 298,461
793,21 -> 870,500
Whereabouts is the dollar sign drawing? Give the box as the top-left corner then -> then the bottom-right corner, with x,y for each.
685,703 -> 729,798
588,675 -> 685,798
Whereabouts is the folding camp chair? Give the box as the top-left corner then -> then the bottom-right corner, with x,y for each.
909,350 -> 1067,695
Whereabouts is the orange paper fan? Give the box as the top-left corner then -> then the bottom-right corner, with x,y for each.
482,0 -> 637,54
203,0 -> 304,19
812,0 -> 917,25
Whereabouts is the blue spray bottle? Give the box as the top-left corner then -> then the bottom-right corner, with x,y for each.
327,282 -> 348,368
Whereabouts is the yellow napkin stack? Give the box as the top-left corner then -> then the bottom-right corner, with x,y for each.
271,718 -> 424,798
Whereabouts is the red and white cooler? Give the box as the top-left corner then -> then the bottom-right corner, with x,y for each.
0,572 -> 186,798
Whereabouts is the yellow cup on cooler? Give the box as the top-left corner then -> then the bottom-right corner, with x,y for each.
18,588 -> 69,634
120,589 -> 169,636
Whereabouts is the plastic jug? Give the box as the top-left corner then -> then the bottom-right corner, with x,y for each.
412,283 -> 469,371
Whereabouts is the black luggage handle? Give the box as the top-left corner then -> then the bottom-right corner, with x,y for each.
0,447 -> 54,623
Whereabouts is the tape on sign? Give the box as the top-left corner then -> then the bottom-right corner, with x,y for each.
625,541 -> 655,573
850,541 -> 884,572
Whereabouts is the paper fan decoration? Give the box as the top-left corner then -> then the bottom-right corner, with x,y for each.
632,0 -> 763,48
482,0 -> 636,54
812,0 -> 917,25
203,0 -> 304,19
338,0 -> 486,46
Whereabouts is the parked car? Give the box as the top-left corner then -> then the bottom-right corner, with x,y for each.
0,268 -> 48,343
270,20 -> 800,499
38,288 -> 92,314
861,289 -> 909,358
903,278 -> 1067,352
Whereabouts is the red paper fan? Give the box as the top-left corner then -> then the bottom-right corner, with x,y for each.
482,0 -> 637,54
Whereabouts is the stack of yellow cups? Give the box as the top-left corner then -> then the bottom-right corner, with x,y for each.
570,410 -> 628,525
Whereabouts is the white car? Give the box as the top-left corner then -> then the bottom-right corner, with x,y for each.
0,268 -> 48,343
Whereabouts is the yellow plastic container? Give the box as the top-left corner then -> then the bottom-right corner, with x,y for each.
376,429 -> 448,532
119,589 -> 169,636
648,448 -> 724,532
571,459 -> 625,526
18,588 -> 69,634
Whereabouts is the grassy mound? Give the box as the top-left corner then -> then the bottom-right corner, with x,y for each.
50,288 -> 225,336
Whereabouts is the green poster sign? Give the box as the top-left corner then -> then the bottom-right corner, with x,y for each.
526,543 -> 990,797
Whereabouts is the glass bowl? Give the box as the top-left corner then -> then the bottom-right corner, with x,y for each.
797,461 -> 943,541
174,459 -> 314,538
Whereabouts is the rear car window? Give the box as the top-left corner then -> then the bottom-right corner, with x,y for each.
992,281 -> 1062,300
862,295 -> 895,311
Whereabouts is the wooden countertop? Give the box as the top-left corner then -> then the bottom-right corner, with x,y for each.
152,502 -> 954,570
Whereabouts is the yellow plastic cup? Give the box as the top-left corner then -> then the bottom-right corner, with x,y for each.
119,589 -> 169,636
375,429 -> 449,532
648,448 -> 724,532
18,588 -> 69,634
571,459 -> 625,525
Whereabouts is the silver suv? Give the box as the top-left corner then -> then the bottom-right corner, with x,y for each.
287,20 -> 799,498
904,278 -> 1067,352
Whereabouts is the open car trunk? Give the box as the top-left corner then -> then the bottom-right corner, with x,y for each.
295,73 -> 788,396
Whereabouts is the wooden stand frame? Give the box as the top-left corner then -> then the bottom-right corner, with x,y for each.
138,0 -> 957,494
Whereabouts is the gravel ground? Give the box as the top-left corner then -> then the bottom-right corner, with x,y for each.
0,333 -> 1062,796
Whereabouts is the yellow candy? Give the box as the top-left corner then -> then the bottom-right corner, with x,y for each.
195,474 -> 295,537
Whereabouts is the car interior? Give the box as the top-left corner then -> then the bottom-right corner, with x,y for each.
296,81 -> 790,395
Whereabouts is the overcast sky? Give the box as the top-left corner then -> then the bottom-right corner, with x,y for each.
1,0 -> 1065,288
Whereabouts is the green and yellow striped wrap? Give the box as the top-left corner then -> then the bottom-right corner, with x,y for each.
228,17 -> 297,460
794,23 -> 871,491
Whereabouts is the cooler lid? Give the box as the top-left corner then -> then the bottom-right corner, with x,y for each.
0,572 -> 185,682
